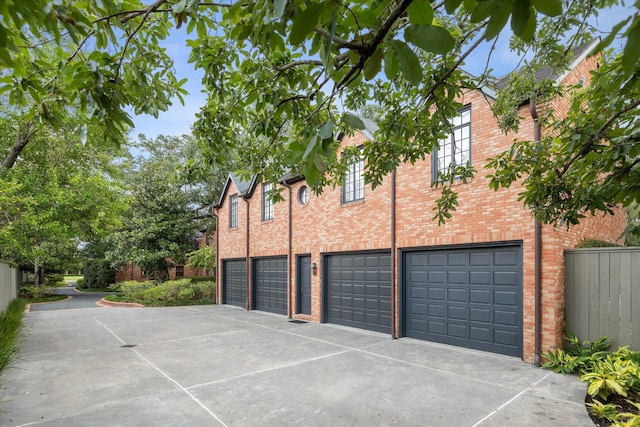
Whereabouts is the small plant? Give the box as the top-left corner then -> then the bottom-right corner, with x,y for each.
19,284 -> 50,299
75,277 -> 85,289
582,347 -> 640,401
587,399 -> 620,421
541,331 -> 611,375
0,299 -> 26,379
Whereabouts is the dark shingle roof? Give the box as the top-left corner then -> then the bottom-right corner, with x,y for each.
494,38 -> 599,89
215,172 -> 257,207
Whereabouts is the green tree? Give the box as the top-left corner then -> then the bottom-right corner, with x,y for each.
1,0 -> 638,230
106,135 -> 202,283
0,114 -> 126,284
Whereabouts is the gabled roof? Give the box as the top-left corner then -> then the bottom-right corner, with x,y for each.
494,38 -> 600,89
215,172 -> 258,208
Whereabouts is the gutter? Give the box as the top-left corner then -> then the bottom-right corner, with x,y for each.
530,97 -> 542,365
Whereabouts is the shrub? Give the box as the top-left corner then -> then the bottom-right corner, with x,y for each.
45,274 -> 65,287
118,278 -> 216,304
192,281 -> 216,299
19,284 -> 50,299
189,275 -> 216,283
119,280 -> 155,300
75,278 -> 85,289
84,259 -> 116,289
0,299 -> 26,378
577,238 -> 621,248
541,331 -> 611,375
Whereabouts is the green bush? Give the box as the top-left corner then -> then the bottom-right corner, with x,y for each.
84,259 -> 116,289
45,274 -> 65,287
542,332 -> 640,425
75,277 -> 85,289
119,280 -> 155,300
19,284 -> 50,299
189,275 -> 216,283
0,299 -> 26,379
576,239 -> 621,248
118,278 -> 216,305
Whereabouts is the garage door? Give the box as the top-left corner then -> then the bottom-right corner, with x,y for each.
222,259 -> 246,308
253,257 -> 287,315
325,252 -> 392,333
404,245 -> 522,357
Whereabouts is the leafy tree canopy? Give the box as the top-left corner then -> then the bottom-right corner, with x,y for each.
106,134 -> 205,282
1,0 -> 639,228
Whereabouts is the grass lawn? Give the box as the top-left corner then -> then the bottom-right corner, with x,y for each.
63,275 -> 83,282
25,295 -> 67,303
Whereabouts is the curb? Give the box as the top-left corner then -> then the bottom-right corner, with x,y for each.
24,295 -> 73,313
96,297 -> 144,308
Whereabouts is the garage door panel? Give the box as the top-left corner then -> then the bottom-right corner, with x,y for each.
405,245 -> 522,357
447,288 -> 467,302
495,271 -> 518,285
470,253 -> 491,265
223,260 -> 246,308
448,271 -> 468,284
470,271 -> 491,285
470,289 -> 491,303
325,252 -> 391,334
253,257 -> 287,315
470,308 -> 491,323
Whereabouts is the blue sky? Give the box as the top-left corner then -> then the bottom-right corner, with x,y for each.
130,4 -> 631,139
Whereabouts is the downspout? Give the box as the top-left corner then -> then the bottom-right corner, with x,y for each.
391,171 -> 397,339
243,196 -> 251,311
530,97 -> 542,365
212,210 -> 220,304
282,181 -> 293,319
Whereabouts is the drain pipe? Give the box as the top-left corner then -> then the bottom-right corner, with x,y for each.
243,196 -> 251,311
530,97 -> 542,365
282,181 -> 293,319
391,171 -> 397,339
212,210 -> 220,304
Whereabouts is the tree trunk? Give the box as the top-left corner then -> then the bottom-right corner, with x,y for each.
1,121 -> 37,170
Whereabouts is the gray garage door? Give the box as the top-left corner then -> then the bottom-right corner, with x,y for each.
222,259 -> 246,308
325,252 -> 392,333
404,245 -> 522,357
253,257 -> 287,315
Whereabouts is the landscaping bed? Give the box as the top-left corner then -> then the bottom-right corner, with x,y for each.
103,278 -> 216,307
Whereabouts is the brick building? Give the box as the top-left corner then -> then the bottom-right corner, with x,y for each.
115,229 -> 215,282
213,39 -> 626,363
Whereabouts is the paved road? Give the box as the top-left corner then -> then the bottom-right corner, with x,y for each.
28,285 -> 112,311
2,304 -> 593,426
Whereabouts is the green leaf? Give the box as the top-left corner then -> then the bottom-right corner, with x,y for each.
274,0 -> 287,19
470,0 -> 498,23
383,44 -> 399,80
622,18 -> 640,74
404,24 -> 455,55
407,0 -> 433,25
444,0 -> 464,14
343,113 -> 366,130
172,0 -> 186,14
363,48 -> 382,80
290,3 -> 324,45
530,0 -> 562,16
303,134 -> 318,159
322,7 -> 338,69
511,0 -> 536,42
318,120 -> 333,139
390,40 -> 423,85
485,2 -> 511,40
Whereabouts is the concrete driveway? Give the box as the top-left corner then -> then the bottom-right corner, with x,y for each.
1,305 -> 592,426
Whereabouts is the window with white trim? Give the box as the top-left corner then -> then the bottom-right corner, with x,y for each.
434,106 -> 471,180
262,183 -> 274,221
229,194 -> 238,228
342,154 -> 364,203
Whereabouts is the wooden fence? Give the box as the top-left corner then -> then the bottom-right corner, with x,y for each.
565,247 -> 640,351
0,262 -> 20,313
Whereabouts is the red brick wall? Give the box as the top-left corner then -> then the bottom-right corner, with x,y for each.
214,52 -> 626,363
115,232 -> 214,282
